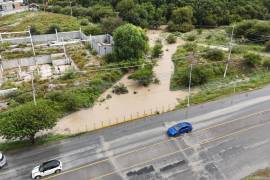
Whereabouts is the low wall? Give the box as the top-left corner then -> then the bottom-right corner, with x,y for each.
2,55 -> 51,70
2,31 -> 82,44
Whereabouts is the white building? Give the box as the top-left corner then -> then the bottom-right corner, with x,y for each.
0,0 -> 28,16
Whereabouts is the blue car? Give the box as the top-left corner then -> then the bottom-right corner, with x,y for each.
167,122 -> 193,137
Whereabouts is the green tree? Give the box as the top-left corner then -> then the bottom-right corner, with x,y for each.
101,16 -> 124,34
113,23 -> 148,60
168,6 -> 194,32
0,100 -> 58,144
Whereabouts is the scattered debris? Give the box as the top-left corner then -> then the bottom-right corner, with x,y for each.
112,83 -> 129,95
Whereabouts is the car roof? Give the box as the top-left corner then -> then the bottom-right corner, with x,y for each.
176,122 -> 191,128
42,160 -> 60,166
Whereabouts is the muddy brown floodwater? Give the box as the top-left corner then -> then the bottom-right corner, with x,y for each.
53,30 -> 189,135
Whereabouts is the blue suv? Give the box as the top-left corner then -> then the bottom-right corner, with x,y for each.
167,122 -> 193,137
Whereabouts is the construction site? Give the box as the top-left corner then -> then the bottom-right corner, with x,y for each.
0,28 -> 113,84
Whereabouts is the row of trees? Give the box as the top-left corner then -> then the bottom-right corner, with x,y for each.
36,0 -> 270,30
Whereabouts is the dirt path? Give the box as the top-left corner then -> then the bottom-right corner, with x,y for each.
53,30 -> 189,134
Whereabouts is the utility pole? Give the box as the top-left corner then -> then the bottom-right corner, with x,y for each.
31,72 -> 37,106
69,0 -> 73,16
224,25 -> 235,78
187,63 -> 193,107
185,63 -> 193,119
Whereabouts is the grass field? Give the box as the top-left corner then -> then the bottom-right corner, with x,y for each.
244,167 -> 270,180
0,11 -> 80,33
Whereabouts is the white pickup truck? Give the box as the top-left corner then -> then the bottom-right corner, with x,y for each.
0,152 -> 7,168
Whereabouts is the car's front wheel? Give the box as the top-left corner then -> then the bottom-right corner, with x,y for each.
55,169 -> 61,174
34,176 -> 41,179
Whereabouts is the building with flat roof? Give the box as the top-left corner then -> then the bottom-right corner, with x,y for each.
0,0 -> 28,16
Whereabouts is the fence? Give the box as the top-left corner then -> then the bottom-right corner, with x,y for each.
58,102 -> 180,135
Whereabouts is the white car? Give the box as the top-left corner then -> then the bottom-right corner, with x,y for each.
0,152 -> 7,168
32,160 -> 62,179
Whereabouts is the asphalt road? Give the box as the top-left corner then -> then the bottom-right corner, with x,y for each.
1,86 -> 270,180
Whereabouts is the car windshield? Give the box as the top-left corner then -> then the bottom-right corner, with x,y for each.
39,165 -> 44,172
173,125 -> 182,131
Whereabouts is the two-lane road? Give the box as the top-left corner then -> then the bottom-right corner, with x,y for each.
1,86 -> 270,180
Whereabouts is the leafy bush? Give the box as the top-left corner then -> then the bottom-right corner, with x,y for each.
83,24 -> 102,35
234,20 -> 270,44
183,43 -> 197,52
263,58 -> 270,68
204,49 -> 225,61
243,53 -> 262,67
128,65 -> 155,86
265,41 -> 270,52
174,65 -> 214,87
151,42 -> 163,58
112,83 -> 128,95
61,70 -> 78,80
186,35 -> 196,41
80,19 -> 89,26
104,52 -> 118,62
197,29 -> 203,35
179,23 -> 194,33
47,24 -> 61,34
30,25 -> 40,35
166,34 -> 176,44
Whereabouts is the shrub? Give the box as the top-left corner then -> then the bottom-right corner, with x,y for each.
83,24 -> 102,35
175,65 -> 214,87
179,23 -> 194,33
151,42 -> 163,58
80,19 -> 89,26
186,35 -> 196,41
104,52 -> 118,62
61,70 -> 78,80
265,41 -> 270,52
263,58 -> 270,68
112,83 -> 128,95
243,53 -> 262,67
47,24 -> 61,34
166,34 -> 176,44
128,65 -> 155,86
167,21 -> 178,32
204,49 -> 225,61
197,29 -> 203,35
30,25 -> 40,35
183,43 -> 197,52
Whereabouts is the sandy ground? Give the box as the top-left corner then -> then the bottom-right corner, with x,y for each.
54,30 -> 189,134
